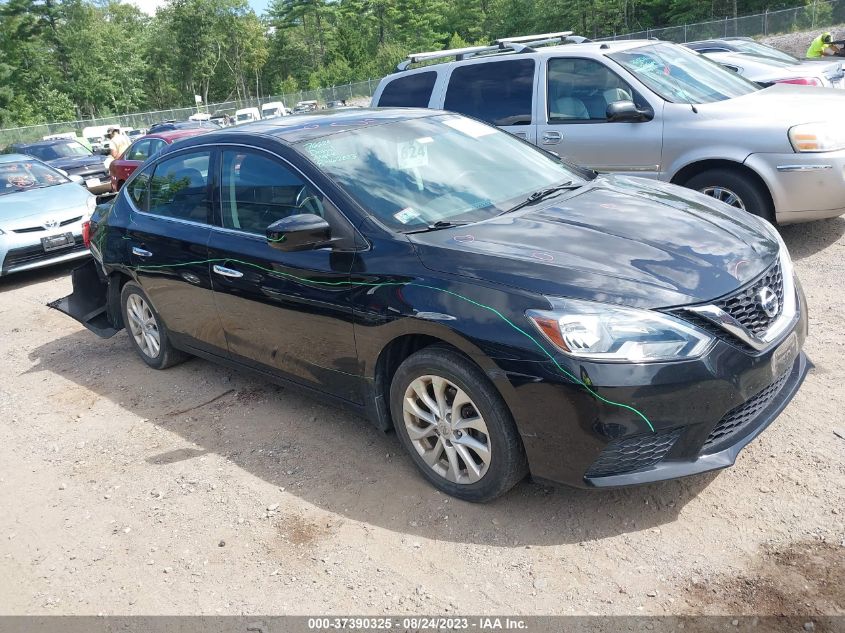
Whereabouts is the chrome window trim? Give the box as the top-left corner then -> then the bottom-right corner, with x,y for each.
685,251 -> 798,352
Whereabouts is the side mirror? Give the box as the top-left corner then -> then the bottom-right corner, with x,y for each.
68,174 -> 85,185
56,168 -> 69,177
606,100 -> 653,123
266,214 -> 331,252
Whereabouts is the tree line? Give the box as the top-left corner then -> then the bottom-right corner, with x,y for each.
0,0 -> 826,127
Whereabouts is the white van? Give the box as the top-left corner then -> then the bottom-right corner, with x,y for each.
261,102 -> 287,119
188,112 -> 212,122
82,124 -> 118,153
234,107 -> 261,124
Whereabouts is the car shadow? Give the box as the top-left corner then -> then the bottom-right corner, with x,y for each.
0,259 -> 81,292
28,328 -> 718,547
779,216 -> 845,261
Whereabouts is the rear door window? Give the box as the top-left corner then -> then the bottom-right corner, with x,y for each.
377,71 -> 437,107
444,59 -> 535,126
126,140 -> 150,161
147,151 -> 212,223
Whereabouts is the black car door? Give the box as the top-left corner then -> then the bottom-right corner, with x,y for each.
207,147 -> 364,403
123,148 -> 228,354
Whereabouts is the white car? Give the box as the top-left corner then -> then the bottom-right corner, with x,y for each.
234,107 -> 261,124
700,50 -> 845,88
0,154 -> 95,276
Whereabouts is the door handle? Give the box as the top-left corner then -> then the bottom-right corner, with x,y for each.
213,264 -> 244,279
132,246 -> 153,258
542,131 -> 562,145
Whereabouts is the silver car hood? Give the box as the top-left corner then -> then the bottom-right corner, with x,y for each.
0,182 -> 91,230
700,84 -> 845,122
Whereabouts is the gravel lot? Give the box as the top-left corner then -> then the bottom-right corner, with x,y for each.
0,216 -> 843,617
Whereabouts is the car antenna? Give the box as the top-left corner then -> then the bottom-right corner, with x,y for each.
652,45 -> 698,114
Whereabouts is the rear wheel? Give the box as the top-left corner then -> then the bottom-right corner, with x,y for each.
120,281 -> 188,369
685,168 -> 775,223
390,345 -> 527,502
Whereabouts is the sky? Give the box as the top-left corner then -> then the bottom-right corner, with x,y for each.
128,0 -> 271,17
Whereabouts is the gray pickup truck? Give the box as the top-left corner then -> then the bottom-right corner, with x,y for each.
372,33 -> 845,224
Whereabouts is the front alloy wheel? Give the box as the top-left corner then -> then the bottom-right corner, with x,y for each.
699,185 -> 746,210
390,345 -> 527,502
403,375 -> 492,484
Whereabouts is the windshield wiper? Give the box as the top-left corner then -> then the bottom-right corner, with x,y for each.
498,181 -> 579,216
405,220 -> 471,234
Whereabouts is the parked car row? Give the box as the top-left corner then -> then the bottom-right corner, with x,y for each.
1,33 -> 828,502
372,33 -> 845,224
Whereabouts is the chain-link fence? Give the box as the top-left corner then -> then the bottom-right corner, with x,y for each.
600,0 -> 844,42
0,79 -> 379,147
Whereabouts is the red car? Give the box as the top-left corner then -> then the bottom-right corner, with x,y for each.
109,128 -> 209,191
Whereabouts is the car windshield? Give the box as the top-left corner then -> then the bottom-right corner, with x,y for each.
0,159 -> 68,196
610,43 -> 760,104
296,114 -> 582,231
23,141 -> 91,161
729,39 -> 800,64
263,108 -> 280,116
236,113 -> 252,121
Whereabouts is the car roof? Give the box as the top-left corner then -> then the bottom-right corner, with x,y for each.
203,108 -> 437,144
0,153 -> 43,163
146,128 -> 211,142
11,138 -> 75,148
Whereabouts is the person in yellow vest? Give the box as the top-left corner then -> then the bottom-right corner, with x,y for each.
807,32 -> 840,58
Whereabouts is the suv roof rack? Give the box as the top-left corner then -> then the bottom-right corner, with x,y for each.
397,31 -> 585,71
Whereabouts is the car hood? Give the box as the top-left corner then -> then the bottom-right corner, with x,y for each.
0,182 -> 92,229
47,155 -> 106,171
700,83 -> 845,122
410,176 -> 779,309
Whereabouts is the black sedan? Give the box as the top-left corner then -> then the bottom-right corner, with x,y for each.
7,138 -> 111,194
52,109 -> 808,501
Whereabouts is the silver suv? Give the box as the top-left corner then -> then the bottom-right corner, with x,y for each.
372,33 -> 845,224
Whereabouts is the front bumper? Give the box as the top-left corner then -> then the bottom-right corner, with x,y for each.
0,230 -> 89,276
495,285 -> 809,488
745,150 -> 845,223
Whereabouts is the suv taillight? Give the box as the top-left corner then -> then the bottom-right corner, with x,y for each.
82,221 -> 91,248
775,77 -> 823,86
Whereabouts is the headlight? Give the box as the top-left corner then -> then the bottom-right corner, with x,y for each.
85,195 -> 96,216
788,121 -> 845,152
527,298 -> 713,362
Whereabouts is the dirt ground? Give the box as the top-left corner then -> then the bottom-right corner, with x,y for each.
0,217 -> 843,618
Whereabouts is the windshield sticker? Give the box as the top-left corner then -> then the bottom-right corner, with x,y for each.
397,140 -> 429,169
393,207 -> 422,224
302,139 -> 357,166
442,117 -> 496,138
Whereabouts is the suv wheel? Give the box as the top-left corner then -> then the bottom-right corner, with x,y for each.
685,169 -> 775,223
120,281 -> 188,369
390,345 -> 527,502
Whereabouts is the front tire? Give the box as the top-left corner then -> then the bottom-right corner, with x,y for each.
120,281 -> 188,369
389,345 -> 527,502
685,168 -> 775,223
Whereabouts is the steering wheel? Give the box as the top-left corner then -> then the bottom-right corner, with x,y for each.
295,187 -> 325,217
8,174 -> 36,188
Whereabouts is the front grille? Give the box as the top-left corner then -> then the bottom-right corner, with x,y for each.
585,428 -> 683,478
678,311 -> 755,353
2,238 -> 86,272
715,260 -> 784,337
12,216 -> 83,234
702,370 -> 791,452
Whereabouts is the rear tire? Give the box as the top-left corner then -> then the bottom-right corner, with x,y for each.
685,168 -> 775,223
389,345 -> 528,502
120,281 -> 188,370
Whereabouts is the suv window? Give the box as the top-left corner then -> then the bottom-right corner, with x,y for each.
547,58 -> 638,122
378,71 -> 437,107
148,151 -> 212,223
444,59 -> 534,126
221,150 -> 324,235
126,140 -> 150,161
